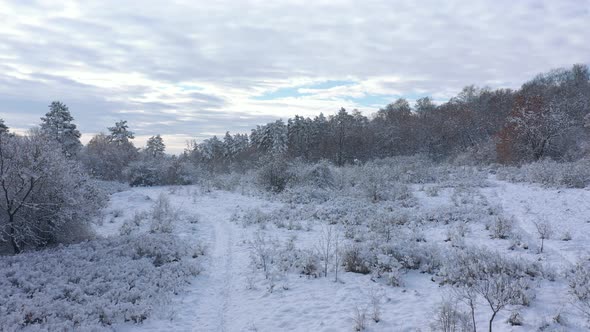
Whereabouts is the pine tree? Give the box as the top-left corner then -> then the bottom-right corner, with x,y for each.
145,134 -> 165,158
108,120 -> 135,145
40,101 -> 82,157
223,131 -> 235,161
0,118 -> 8,135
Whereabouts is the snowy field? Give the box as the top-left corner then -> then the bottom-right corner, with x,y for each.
2,172 -> 590,331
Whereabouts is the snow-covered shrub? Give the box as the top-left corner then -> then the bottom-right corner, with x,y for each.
358,163 -> 391,202
369,210 -> 410,243
124,157 -> 197,187
125,159 -> 162,187
441,247 -> 537,331
374,253 -> 404,287
210,172 -> 244,191
497,159 -> 590,188
281,185 -> 332,204
452,138 -> 498,166
149,194 -> 177,234
424,204 -> 499,226
119,211 -> 149,236
369,287 -> 384,323
249,232 -> 278,279
489,216 -> 514,239
240,207 -> 271,226
446,223 -> 470,248
300,249 -> 320,278
90,179 -> 130,195
561,230 -> 572,241
352,305 -> 367,331
256,156 -> 291,193
431,300 -> 471,332
567,260 -> 590,319
425,185 -> 441,197
343,244 -> 372,274
288,160 -> 335,189
0,234 -> 201,330
507,311 -> 523,326
383,240 -> 443,273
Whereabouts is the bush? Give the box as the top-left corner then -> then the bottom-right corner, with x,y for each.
343,245 -> 372,274
149,194 -> 177,234
431,300 -> 471,332
490,216 -> 514,240
497,159 -> 590,188
568,260 -> 590,319
257,156 -> 290,193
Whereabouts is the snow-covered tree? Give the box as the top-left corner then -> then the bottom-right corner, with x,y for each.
82,131 -> 139,181
108,120 -> 135,145
40,101 -> 82,157
0,132 -> 105,253
414,97 -> 436,114
223,131 -> 235,161
251,120 -> 288,156
145,134 -> 165,158
497,94 -> 575,162
0,119 -> 8,135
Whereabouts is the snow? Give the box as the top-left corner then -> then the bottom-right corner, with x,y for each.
3,175 -> 590,331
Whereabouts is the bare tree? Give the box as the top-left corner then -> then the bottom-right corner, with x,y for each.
317,224 -> 334,278
474,274 -> 522,332
533,220 -> 552,253
452,286 -> 478,332
333,226 -> 342,282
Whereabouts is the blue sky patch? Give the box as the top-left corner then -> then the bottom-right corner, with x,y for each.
253,80 -> 356,101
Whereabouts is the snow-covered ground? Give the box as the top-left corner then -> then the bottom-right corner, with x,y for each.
3,177 -> 590,331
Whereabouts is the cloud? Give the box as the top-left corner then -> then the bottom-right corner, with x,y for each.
0,0 -> 588,152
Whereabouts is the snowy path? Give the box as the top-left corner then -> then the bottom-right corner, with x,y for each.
116,190 -> 269,332
190,208 -> 236,331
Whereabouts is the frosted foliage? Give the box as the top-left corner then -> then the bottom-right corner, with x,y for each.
40,101 -> 82,157
0,134 -> 105,253
0,234 -> 200,331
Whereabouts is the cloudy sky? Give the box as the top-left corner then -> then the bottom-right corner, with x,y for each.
1,0 -> 589,153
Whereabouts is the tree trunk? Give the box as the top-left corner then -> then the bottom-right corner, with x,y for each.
9,215 -> 21,254
470,302 -> 477,332
489,310 -> 498,332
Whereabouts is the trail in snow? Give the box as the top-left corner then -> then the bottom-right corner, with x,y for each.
118,190 -> 267,332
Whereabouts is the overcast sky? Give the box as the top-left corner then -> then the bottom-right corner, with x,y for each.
1,0 -> 589,153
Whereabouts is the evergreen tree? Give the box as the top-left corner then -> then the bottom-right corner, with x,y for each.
108,120 -> 135,145
0,119 -> 8,135
145,134 -> 166,158
223,131 -> 235,161
40,101 -> 82,157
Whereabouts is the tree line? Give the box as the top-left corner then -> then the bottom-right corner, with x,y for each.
1,63 -> 589,182
187,64 -> 589,171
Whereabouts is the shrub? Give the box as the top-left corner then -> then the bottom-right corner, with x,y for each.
431,300 -> 471,332
490,216 -> 514,240
257,156 -> 290,193
343,245 -> 372,274
568,260 -> 590,319
149,194 -> 177,234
